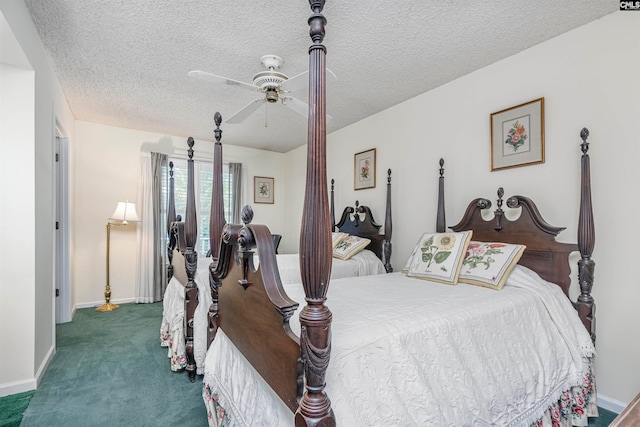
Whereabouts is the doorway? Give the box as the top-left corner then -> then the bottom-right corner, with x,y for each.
54,129 -> 72,324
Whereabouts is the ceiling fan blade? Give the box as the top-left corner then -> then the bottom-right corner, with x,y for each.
226,98 -> 266,124
282,97 -> 333,122
279,68 -> 337,93
188,70 -> 260,91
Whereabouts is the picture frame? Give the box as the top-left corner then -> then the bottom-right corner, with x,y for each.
254,176 -> 274,204
490,97 -> 545,171
354,148 -> 376,190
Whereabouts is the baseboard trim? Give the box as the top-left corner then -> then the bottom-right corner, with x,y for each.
0,344 -> 58,397
35,345 -> 56,387
76,297 -> 136,309
0,378 -> 37,398
598,393 -> 627,414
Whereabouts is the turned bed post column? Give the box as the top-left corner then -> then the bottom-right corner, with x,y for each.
167,161 -> 176,281
436,158 -> 446,233
208,113 -> 226,346
383,169 -> 393,272
295,1 -> 335,426
577,128 -> 596,343
330,179 -> 335,231
184,137 -> 199,382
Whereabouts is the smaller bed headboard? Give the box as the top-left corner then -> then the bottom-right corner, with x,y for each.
331,169 -> 393,272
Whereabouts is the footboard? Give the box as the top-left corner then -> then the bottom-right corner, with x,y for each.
213,207 -> 302,412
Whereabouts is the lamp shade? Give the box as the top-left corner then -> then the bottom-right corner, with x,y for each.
109,202 -> 140,224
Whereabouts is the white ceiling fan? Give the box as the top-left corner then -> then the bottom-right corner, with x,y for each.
188,55 -> 336,124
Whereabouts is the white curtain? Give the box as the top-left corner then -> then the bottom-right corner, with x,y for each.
136,151 -> 167,303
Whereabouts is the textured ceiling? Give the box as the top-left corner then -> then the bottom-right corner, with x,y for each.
25,0 -> 618,153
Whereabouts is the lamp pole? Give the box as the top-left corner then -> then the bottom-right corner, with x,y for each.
96,221 -> 122,312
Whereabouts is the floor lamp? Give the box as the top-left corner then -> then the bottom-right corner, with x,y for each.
96,201 -> 140,312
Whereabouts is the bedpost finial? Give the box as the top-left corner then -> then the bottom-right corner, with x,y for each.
187,137 -> 195,159
169,161 -> 174,177
241,205 -> 254,225
308,1 -> 327,45
497,187 -> 504,207
580,127 -> 590,155
309,0 -> 325,12
439,158 -> 445,177
214,113 -> 223,144
387,169 -> 392,184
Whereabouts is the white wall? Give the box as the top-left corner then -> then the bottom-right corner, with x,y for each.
0,62 -> 35,390
0,2 -> 75,396
284,11 -> 639,406
74,121 -> 286,306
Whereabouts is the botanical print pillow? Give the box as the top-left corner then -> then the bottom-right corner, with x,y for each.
406,231 -> 472,285
333,235 -> 371,260
458,241 -> 526,290
332,232 -> 349,249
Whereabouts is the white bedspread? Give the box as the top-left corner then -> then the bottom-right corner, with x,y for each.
163,250 -> 385,375
275,249 -> 386,285
202,266 -> 595,426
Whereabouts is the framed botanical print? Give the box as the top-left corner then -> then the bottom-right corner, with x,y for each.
254,176 -> 274,204
354,148 -> 376,190
490,98 -> 545,171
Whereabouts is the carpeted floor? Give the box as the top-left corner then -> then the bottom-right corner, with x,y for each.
1,302 -> 620,426
18,303 -> 206,427
0,391 -> 34,427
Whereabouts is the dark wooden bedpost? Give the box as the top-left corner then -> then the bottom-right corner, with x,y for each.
576,128 -> 596,343
183,137 -> 199,382
383,169 -> 393,272
437,158 -> 446,233
295,1 -> 335,426
167,161 -> 176,281
208,113 -> 226,347
330,179 -> 335,231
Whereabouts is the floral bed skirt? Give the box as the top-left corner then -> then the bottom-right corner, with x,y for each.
202,366 -> 598,427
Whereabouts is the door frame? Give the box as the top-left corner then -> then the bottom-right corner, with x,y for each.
54,120 -> 72,324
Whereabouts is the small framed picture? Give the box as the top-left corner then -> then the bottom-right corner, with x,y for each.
490,98 -> 545,171
354,148 -> 376,190
254,176 -> 274,204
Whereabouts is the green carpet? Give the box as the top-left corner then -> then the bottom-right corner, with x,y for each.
18,303 -> 206,426
0,391 -> 34,427
1,302 -> 620,426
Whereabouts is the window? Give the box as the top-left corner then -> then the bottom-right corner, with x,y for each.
166,158 -> 234,256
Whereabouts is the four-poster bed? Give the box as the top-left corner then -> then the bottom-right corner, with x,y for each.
161,120 -> 393,380
196,1 -> 597,426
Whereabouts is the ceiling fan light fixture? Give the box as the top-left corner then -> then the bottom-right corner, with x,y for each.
265,88 -> 279,103
253,70 -> 287,89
